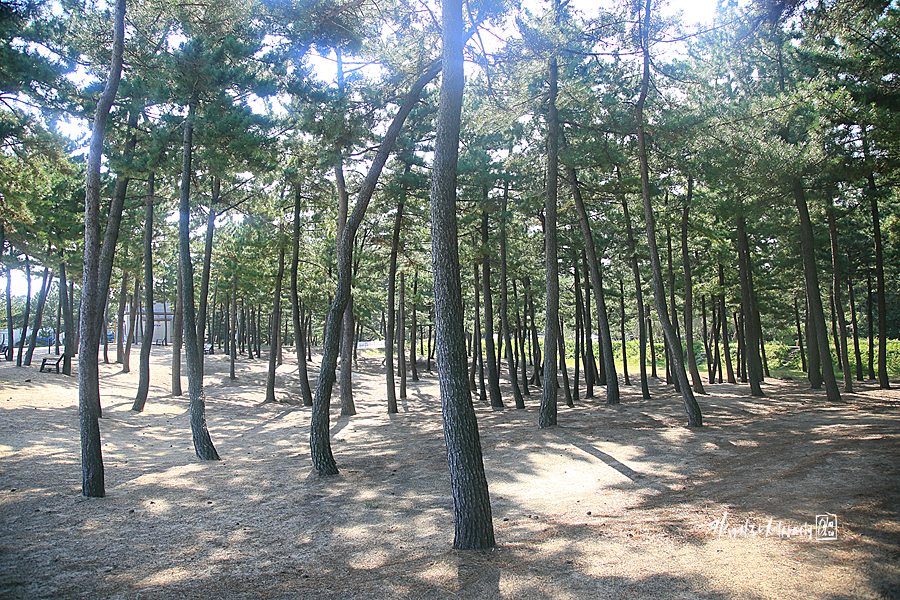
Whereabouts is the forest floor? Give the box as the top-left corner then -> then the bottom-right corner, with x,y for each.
1,347 -> 898,599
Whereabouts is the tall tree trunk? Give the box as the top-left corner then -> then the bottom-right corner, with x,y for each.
16,258 -> 31,367
736,215 -> 764,396
398,271 -> 407,399
718,266 -> 736,383
680,179 -> 705,394
178,99 -> 219,460
622,196 -> 650,398
794,297 -> 807,372
470,270 -> 481,392
500,181 -> 525,408
513,280 -> 529,396
340,296 -> 356,414
569,167 -> 619,404
558,318 -> 573,407
792,179 -> 840,402
197,176 -> 219,376
635,0 -> 701,426
620,280 -> 630,386
410,270 -> 419,382
540,42 -> 560,429
702,294 -> 713,382
865,173 -> 889,388
24,264 -> 50,366
385,176 -> 405,413
5,264 -> 13,362
481,208 -> 503,409
828,205 -> 852,392
866,272 -> 875,380
133,174 -> 155,411
581,255 -> 595,396
806,296 -> 823,388
647,305 -> 657,378
430,0 -> 495,546
266,244 -> 284,403
846,256 -> 863,382
310,60 -> 441,476
78,0 -> 125,497
290,187 -> 314,407
60,260 -> 74,375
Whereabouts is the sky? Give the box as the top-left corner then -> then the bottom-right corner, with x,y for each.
5,0 -> 721,299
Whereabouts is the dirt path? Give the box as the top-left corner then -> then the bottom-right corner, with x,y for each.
1,350 -> 898,599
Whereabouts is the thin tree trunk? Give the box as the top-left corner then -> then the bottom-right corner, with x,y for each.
866,272 -> 875,380
78,0 -> 125,496
620,280 -> 630,386
310,59 -> 441,476
865,167 -> 889,388
647,306 -> 657,379
828,207 -> 852,392
430,0 -> 495,545
558,318 -> 573,407
24,264 -> 50,366
116,271 -> 127,363
410,270 -> 419,382
500,181 -> 524,408
701,294 -> 712,382
123,278 -> 138,373
581,255 -> 594,397
5,263 -> 13,362
133,173 -> 155,411
197,176 -> 219,376
846,256 -> 863,382
290,187 -> 314,407
680,180 -> 705,394
719,265 -> 736,383
622,195 -> 650,398
736,214 -> 764,396
266,244 -> 284,402
794,297 -> 807,372
792,178 -> 840,402
569,167 -> 619,404
385,176 -> 405,413
473,264 -> 486,404
16,258 -> 31,367
399,271 -> 407,399
480,208 -> 503,409
514,279 -> 529,396
635,0 -> 701,426
178,99 -> 219,460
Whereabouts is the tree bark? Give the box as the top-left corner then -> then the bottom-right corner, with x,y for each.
266,244 -> 285,403
133,174 -> 155,411
827,205 -> 852,392
620,280 -> 630,386
718,265 -> 736,383
178,99 -> 220,460
385,175 -> 405,413
846,255 -> 863,382
736,214 -> 764,396
291,187 -> 314,407
78,0 -> 125,497
680,180 -> 705,394
430,0 -> 495,548
500,181 -> 525,408
197,176 -> 219,376
622,195 -> 650,398
794,297 -> 807,373
792,178 -> 840,402
481,208 -> 503,409
866,272 -> 875,380
16,257 -> 31,367
635,0 -> 701,426
310,60 -> 442,476
24,264 -> 50,366
569,167 -> 619,404
865,172 -> 889,388
410,271 -> 419,382
59,260 -> 74,375
172,262 -> 183,396
399,271 -> 407,399
123,278 -> 138,373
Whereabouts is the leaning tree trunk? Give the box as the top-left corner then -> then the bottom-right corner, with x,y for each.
310,59 -> 442,476
481,207 -> 504,409
16,257 -> 31,367
792,179 -> 840,402
133,174 -> 155,411
635,0 -> 701,426
290,186 -> 314,407
569,166 -> 619,404
178,99 -> 220,460
430,0 -> 495,548
24,265 -> 51,366
680,179 -> 705,394
78,0 -> 125,497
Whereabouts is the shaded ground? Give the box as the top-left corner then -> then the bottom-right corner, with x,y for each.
1,348 -> 898,599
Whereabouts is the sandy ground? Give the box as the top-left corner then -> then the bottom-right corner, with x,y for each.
0,347 -> 898,599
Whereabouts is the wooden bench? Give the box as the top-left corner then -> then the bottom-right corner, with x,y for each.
40,355 -> 64,373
